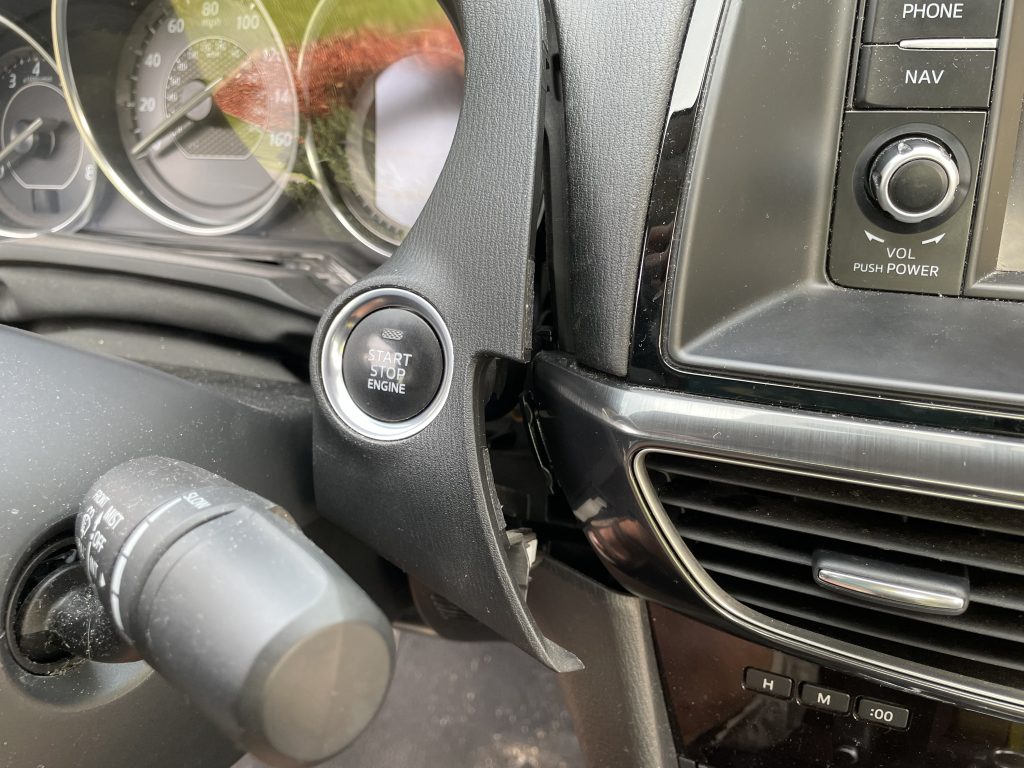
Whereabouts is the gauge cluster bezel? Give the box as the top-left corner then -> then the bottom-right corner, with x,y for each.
112,0 -> 299,233
298,0 -> 465,257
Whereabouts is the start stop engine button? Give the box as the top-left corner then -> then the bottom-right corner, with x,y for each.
341,307 -> 444,423
321,289 -> 453,440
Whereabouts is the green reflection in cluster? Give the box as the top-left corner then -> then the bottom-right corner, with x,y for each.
265,0 -> 449,46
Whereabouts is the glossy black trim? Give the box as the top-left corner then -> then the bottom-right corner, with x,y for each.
652,607 -> 1024,768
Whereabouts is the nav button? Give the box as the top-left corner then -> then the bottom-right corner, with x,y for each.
856,46 -> 995,109
743,668 -> 793,699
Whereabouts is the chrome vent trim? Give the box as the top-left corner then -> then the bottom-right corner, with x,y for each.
633,447 -> 1024,722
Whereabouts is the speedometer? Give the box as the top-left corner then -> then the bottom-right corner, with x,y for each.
53,0 -> 298,236
114,0 -> 298,234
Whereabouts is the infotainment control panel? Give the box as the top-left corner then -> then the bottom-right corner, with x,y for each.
828,0 -> 1003,295
632,0 -> 1024,419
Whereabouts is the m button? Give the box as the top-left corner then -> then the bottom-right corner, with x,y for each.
743,668 -> 793,699
799,683 -> 851,714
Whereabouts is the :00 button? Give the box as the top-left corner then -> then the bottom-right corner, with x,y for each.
855,698 -> 910,730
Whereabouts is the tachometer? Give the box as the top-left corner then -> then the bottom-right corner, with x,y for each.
0,19 -> 96,238
55,0 -> 298,236
299,0 -> 464,255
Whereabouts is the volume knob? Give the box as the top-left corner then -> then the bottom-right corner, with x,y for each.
868,136 -> 960,224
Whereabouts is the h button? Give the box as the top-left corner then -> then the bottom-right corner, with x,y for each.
743,667 -> 794,700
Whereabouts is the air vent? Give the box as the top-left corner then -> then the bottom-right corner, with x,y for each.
643,451 -> 1024,690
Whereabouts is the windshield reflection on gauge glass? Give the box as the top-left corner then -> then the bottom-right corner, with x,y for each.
114,0 -> 299,233
299,0 -> 464,254
0,24 -> 96,238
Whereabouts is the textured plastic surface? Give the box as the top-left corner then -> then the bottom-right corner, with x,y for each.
529,559 -> 677,768
552,0 -> 694,376
0,266 -> 319,346
311,0 -> 580,673
77,457 -> 394,767
0,326 -> 315,768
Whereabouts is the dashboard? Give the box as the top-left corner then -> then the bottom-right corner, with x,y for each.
6,1 -> 1024,768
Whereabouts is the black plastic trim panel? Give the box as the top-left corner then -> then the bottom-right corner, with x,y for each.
552,0 -> 695,376
0,326 -> 316,768
311,0 -> 581,672
529,559 -> 677,768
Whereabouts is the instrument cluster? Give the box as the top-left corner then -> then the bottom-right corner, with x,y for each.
0,0 -> 463,259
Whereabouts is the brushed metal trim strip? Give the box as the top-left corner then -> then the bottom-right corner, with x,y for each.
632,446 -> 1024,721
816,568 -> 968,614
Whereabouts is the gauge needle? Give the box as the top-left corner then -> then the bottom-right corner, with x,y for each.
0,117 -> 45,166
131,76 -> 225,159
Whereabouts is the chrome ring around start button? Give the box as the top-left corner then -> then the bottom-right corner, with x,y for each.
320,288 -> 454,441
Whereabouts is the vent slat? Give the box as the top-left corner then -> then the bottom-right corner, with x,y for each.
688,532 -> 1024,613
701,554 -> 1024,644
724,580 -> 1024,674
674,520 -> 811,565
647,455 -> 1024,535
645,452 -> 1024,689
970,575 -> 1024,613
662,487 -> 1024,576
